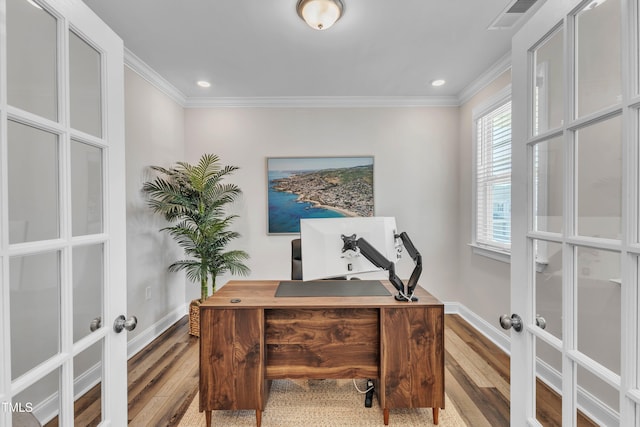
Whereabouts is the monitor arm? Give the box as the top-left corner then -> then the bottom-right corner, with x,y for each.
341,233 -> 420,302
397,232 -> 422,297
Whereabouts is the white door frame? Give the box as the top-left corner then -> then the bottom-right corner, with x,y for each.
0,0 -> 127,425
511,0 -> 639,425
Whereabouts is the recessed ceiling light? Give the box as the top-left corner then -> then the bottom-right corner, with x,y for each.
197,80 -> 211,88
431,79 -> 446,87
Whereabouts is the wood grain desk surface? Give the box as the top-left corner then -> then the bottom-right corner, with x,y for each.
201,280 -> 443,309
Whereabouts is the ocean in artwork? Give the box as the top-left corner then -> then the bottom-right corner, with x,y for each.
268,170 -> 345,234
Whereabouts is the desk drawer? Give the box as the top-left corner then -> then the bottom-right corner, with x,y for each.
380,306 -> 445,410
265,308 -> 379,379
199,308 -> 265,411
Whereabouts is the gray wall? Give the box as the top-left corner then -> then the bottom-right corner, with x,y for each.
122,75 -> 465,342
183,106 -> 461,304
124,67 -> 187,340
457,70 -> 512,326
122,66 -> 512,346
125,59 -> 619,363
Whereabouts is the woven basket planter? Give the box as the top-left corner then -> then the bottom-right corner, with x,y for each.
188,300 -> 200,337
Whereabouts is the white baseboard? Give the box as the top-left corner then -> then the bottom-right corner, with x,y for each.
127,303 -> 188,359
32,304 -> 188,424
536,359 -> 619,426
444,301 -> 511,355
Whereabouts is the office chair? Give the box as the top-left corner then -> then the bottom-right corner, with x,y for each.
291,238 -> 303,280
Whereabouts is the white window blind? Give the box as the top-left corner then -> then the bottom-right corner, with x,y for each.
475,100 -> 512,252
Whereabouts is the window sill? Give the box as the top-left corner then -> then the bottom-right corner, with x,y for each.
468,243 -> 511,264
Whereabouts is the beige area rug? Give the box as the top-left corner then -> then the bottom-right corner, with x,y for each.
179,379 -> 467,426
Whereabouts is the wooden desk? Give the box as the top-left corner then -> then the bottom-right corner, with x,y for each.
199,280 -> 444,426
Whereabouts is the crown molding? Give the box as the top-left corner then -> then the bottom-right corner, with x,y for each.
184,95 -> 459,108
123,45 -> 510,109
124,48 -> 187,106
456,51 -> 512,105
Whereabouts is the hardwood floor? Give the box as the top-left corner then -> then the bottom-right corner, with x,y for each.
126,316 -> 199,426
444,315 -> 597,427
47,314 -> 598,426
43,316 -> 199,427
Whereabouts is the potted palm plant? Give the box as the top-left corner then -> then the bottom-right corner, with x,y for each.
142,153 -> 250,336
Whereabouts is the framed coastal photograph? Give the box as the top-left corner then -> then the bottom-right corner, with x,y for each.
267,156 -> 374,234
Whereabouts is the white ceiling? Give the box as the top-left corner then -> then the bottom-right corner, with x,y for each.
82,0 -> 539,102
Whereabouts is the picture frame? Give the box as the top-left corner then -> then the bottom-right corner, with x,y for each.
267,156 -> 374,234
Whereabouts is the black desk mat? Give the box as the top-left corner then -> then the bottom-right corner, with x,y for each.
275,280 -> 391,297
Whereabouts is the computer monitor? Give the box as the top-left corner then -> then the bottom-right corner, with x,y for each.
300,217 -> 400,281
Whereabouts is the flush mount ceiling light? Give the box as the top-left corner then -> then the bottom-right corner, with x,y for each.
297,0 -> 344,30
431,79 -> 446,87
197,80 -> 211,88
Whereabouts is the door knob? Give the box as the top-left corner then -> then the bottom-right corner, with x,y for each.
499,313 -> 523,332
113,315 -> 138,333
536,315 -> 547,330
89,316 -> 102,332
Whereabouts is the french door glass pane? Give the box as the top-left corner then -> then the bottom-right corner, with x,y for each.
575,0 -> 621,118
576,115 -> 622,240
535,240 -> 562,340
73,244 -> 103,342
536,337 -> 562,425
533,136 -> 563,233
8,121 -> 59,244
533,28 -> 564,136
71,140 -> 103,236
10,251 -> 60,380
577,247 -> 620,374
7,0 -> 58,121
577,366 -> 619,419
74,341 -> 102,425
69,31 -> 102,138
13,368 -> 59,425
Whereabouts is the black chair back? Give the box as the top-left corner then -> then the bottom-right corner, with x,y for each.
291,238 -> 303,280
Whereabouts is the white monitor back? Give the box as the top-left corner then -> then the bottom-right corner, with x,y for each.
300,217 -> 399,281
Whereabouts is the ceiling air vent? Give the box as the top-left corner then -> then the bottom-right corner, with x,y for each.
489,0 -> 539,30
507,0 -> 538,13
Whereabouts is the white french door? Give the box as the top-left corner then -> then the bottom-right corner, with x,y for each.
511,0 -> 639,425
0,0 -> 128,426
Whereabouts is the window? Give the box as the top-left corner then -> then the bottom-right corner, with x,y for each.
473,90 -> 512,260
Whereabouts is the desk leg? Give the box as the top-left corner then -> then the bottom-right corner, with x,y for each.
383,408 -> 389,425
256,409 -> 262,427
205,410 -> 211,427
433,407 -> 439,425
